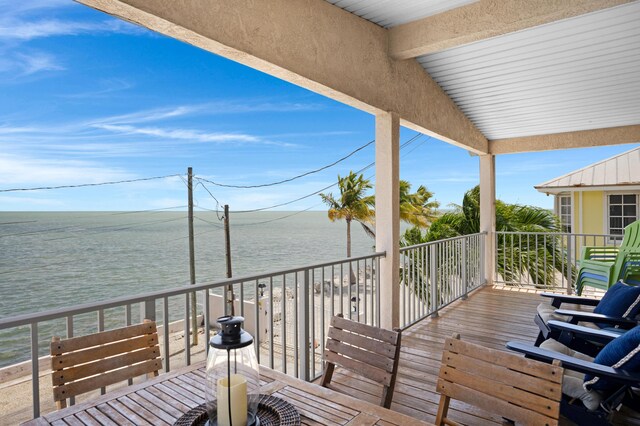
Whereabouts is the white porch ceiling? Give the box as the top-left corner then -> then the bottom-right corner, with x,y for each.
327,1 -> 640,142
417,2 -> 640,140
325,0 -> 478,28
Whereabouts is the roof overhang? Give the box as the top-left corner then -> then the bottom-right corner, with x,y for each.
535,184 -> 640,195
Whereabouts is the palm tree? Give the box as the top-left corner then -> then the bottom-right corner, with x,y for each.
414,185 -> 571,287
399,181 -> 440,228
320,172 -> 375,259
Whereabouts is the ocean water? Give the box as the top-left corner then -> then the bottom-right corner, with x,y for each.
0,211 -> 376,367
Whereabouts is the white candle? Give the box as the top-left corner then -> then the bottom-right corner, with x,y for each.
217,374 -> 247,426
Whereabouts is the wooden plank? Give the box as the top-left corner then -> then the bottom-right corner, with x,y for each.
136,388 -> 186,419
52,347 -> 161,385
143,386 -> 192,413
52,335 -> 159,369
328,328 -> 398,358
331,316 -> 399,345
346,412 -> 379,425
443,338 -> 563,383
51,323 -> 156,354
117,395 -> 170,426
95,402 -> 134,425
73,411 -> 101,426
85,407 -> 118,426
326,338 -> 395,372
324,351 -> 392,386
438,366 -> 560,417
57,416 -> 84,426
436,380 -> 558,426
441,351 -> 562,400
127,391 -> 177,424
153,382 -> 201,407
106,399 -> 151,425
53,359 -> 163,401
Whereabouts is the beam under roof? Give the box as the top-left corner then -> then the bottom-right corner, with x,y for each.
388,0 -> 633,60
77,0 -> 488,153
489,125 -> 640,155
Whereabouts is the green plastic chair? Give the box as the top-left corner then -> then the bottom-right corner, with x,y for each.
576,220 -> 640,295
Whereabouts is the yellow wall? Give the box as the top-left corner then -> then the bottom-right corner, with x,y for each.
581,191 -> 605,235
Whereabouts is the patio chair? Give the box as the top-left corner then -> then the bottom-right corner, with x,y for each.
534,282 -> 640,348
320,314 -> 401,409
51,319 -> 162,409
435,333 -> 563,426
576,220 -> 640,294
507,326 -> 640,426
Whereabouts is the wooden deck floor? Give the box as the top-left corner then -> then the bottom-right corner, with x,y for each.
325,286 -> 639,425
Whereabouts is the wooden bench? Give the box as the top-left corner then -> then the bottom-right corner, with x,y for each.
436,333 -> 563,426
51,319 -> 162,409
321,314 -> 402,409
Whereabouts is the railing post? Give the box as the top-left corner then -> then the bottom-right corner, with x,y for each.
461,238 -> 468,300
298,270 -> 310,381
430,244 -> 438,318
142,299 -> 156,321
30,322 -> 40,419
566,235 -> 573,295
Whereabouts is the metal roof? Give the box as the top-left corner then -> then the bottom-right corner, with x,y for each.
535,146 -> 640,193
417,2 -> 640,140
324,0 -> 478,28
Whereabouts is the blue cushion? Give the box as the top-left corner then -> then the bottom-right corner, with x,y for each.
584,325 -> 640,393
593,281 -> 640,327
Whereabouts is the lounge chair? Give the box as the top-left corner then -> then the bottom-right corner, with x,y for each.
576,220 -> 640,294
507,325 -> 640,426
534,282 -> 640,348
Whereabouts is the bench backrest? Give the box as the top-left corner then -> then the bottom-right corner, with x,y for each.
436,334 -> 563,426
51,320 -> 161,409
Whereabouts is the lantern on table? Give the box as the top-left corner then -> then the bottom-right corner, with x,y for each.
206,316 -> 260,426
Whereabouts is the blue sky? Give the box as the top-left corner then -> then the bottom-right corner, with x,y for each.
0,0 -> 637,212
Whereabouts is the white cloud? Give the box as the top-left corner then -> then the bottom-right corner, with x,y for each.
0,153 -> 132,186
94,124 -> 263,144
15,51 -> 64,75
0,18 -> 145,41
61,78 -> 134,99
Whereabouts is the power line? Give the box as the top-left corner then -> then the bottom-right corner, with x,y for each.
194,182 -> 225,221
195,139 -> 374,189
234,204 -> 321,226
0,174 -> 184,193
234,133 -> 423,213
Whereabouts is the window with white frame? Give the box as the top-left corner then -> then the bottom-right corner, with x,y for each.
558,195 -> 572,233
608,194 -> 638,239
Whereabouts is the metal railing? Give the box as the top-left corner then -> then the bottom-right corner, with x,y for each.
399,233 -> 486,329
0,252 -> 383,419
494,231 -> 621,291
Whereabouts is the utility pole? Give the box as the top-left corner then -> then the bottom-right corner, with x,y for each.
223,205 -> 234,316
187,167 -> 198,345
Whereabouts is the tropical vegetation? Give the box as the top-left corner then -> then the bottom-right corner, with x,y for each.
401,185 -> 572,287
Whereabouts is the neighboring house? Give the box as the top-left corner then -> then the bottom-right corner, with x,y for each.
535,146 -> 640,240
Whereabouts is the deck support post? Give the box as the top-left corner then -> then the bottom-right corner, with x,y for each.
376,111 -> 400,330
480,154 -> 496,285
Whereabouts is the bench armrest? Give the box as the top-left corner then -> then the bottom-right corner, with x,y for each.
555,309 -> 638,328
547,320 -> 621,345
506,341 -> 640,385
540,292 -> 600,308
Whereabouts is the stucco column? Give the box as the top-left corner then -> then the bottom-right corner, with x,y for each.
480,154 -> 496,285
375,111 -> 400,330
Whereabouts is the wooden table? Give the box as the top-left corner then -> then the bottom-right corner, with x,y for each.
23,362 -> 432,426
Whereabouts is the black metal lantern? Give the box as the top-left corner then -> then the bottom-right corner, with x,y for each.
206,316 -> 260,426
